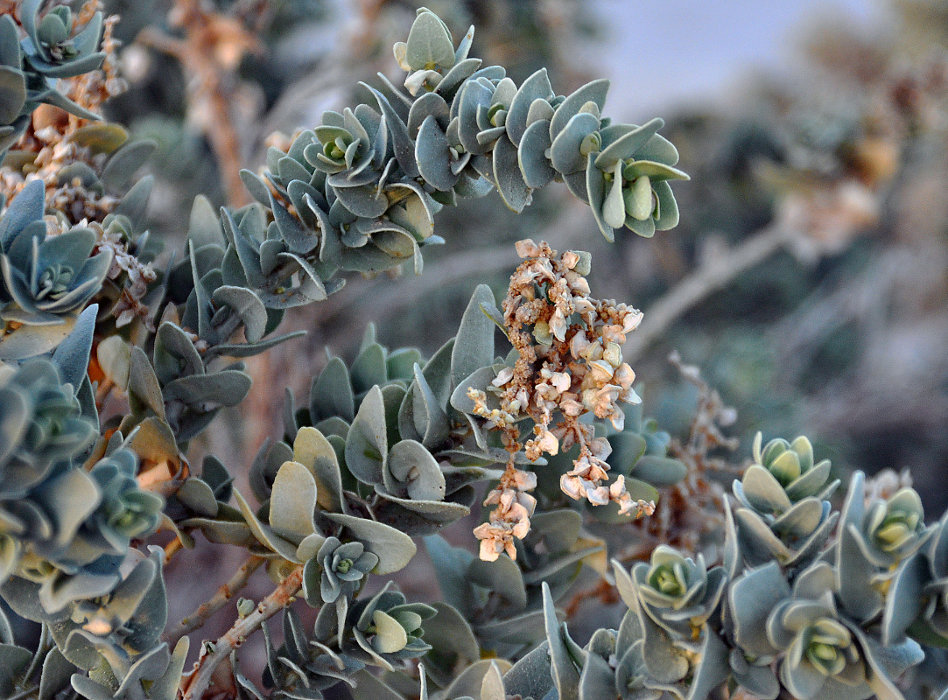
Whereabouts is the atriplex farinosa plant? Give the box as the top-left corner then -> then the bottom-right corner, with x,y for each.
0,4 -> 944,699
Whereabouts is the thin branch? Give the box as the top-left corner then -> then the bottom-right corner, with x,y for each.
318,204 -> 595,335
203,77 -> 252,208
162,536 -> 185,564
180,565 -> 303,700
137,0 -> 258,208
135,27 -> 187,58
625,223 -> 794,361
163,554 -> 265,644
9,685 -> 40,700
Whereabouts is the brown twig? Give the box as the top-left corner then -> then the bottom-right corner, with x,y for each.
625,223 -> 794,361
164,554 -> 265,644
563,577 -> 619,619
668,350 -> 740,460
614,352 -> 740,567
162,536 -> 185,564
137,0 -> 260,207
180,564 -> 303,700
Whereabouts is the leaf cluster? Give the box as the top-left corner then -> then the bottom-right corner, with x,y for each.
0,4 -> 943,699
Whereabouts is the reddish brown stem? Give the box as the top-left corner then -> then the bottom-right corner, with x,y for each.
180,565 -> 303,700
163,554 -> 265,644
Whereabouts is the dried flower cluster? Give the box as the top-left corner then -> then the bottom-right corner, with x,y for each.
0,2 -> 161,334
472,239 -> 654,561
1,4 -> 944,698
1,2 -> 126,205
63,5 -> 127,112
645,352 -> 737,553
1,130 -> 118,213
92,218 -> 158,327
2,123 -> 103,203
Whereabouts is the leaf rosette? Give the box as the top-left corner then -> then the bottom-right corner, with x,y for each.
85,447 -> 163,553
731,561 -> 923,700
585,118 -> 689,241
630,545 -> 727,640
348,582 -> 437,669
0,182 -> 112,358
0,358 -> 101,595
883,512 -> 948,646
836,472 -> 932,625
731,433 -> 840,569
0,1 -> 105,156
303,535 -> 378,607
19,0 -> 104,79
612,552 -> 730,692
0,357 -> 94,502
735,433 -> 837,510
857,487 -> 926,568
0,441 -> 161,619
757,565 -> 867,699
308,108 -> 383,177
0,221 -> 110,322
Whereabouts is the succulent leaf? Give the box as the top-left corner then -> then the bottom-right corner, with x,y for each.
323,512 -> 416,575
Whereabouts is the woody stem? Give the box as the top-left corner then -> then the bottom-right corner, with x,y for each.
180,565 -> 303,700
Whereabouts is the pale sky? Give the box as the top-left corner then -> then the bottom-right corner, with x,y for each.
586,0 -> 888,119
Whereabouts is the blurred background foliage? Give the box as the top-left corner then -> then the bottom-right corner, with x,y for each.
96,0 -> 946,517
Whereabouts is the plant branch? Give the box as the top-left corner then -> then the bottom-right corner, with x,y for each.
137,0 -> 260,208
162,536 -> 185,564
9,685 -> 40,700
180,564 -> 303,700
164,554 -> 265,644
318,204 -> 594,340
625,223 -> 795,361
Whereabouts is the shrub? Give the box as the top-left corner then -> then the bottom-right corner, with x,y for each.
0,3 -> 944,699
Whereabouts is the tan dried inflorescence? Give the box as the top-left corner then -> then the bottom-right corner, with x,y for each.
1,125 -> 109,212
0,5 -> 156,328
864,467 -> 914,504
1,3 -> 126,207
472,239 -> 654,561
66,8 -> 128,112
92,220 -> 158,328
